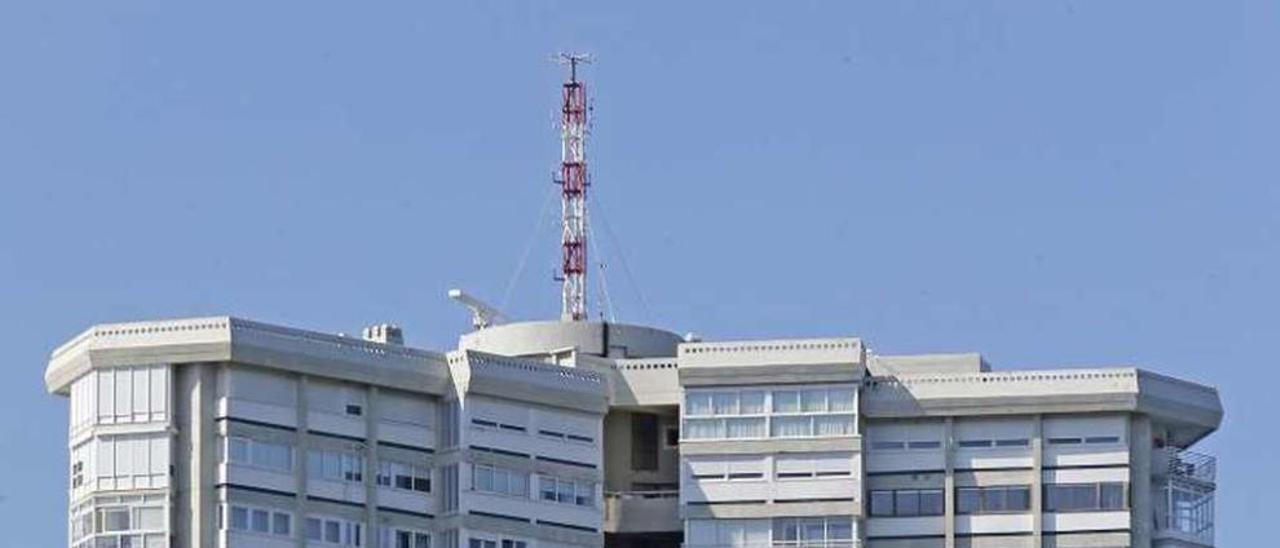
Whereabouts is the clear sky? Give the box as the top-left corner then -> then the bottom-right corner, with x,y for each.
1,1 -> 1274,545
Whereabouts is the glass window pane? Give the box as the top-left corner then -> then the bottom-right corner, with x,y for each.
685,393 -> 713,416
726,417 -> 766,439
801,390 -> 826,412
739,391 -> 766,414
712,393 -> 738,415
325,520 -> 341,542
773,519 -> 799,542
540,477 -> 557,501
920,490 -> 945,516
228,438 -> 249,463
828,388 -> 855,411
306,518 -> 322,540
229,507 -> 248,531
869,491 -> 895,517
1101,483 -> 1127,510
683,418 -> 724,440
772,391 -> 799,413
136,507 -> 164,530
957,488 -> 981,514
250,509 -> 270,533
770,416 -> 812,438
272,513 -> 290,535
814,414 -> 854,436
827,518 -> 853,540
895,491 -> 921,517
1007,486 -> 1031,511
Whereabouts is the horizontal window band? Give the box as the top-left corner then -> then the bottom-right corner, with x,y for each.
377,440 -> 435,454
308,429 -> 366,443
306,495 -> 366,509
952,466 -> 1035,473
865,535 -> 946,541
773,497 -> 857,503
377,506 -> 434,520
685,500 -> 769,506
866,470 -> 946,477
535,455 -> 596,469
218,483 -> 297,499
215,416 -> 297,432
955,532 -> 1034,538
470,510 -> 531,523
536,520 -> 598,533
471,445 -> 532,459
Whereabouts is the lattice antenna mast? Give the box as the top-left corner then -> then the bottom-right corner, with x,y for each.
556,53 -> 593,321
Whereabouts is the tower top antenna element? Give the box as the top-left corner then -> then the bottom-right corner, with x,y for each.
555,52 -> 593,321
557,52 -> 594,82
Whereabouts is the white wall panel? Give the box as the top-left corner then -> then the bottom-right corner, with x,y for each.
1043,511 -> 1129,532
867,517 -> 945,538
955,514 -> 1033,535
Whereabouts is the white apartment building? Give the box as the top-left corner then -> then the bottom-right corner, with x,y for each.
44,316 -> 1222,548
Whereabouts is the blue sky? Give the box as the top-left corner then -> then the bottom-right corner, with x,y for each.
0,1 -> 1274,544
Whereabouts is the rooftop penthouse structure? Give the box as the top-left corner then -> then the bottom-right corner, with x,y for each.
44,315 -> 1222,548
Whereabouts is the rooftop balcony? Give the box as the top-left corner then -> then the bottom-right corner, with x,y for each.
1154,450 -> 1216,547
604,490 -> 680,534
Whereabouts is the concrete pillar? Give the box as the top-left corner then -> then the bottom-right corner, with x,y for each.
175,363 -> 218,548
944,417 -> 956,548
296,375 -> 310,548
1031,414 -> 1043,547
367,386 -> 380,540
1130,415 -> 1153,548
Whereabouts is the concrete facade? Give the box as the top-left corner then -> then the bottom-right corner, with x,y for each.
45,316 -> 1222,548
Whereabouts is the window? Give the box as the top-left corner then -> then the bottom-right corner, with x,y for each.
469,538 -> 525,548
441,464 -> 459,512
772,516 -> 853,546
956,485 -> 1031,514
225,504 -> 291,538
377,461 -> 430,493
775,453 -> 852,479
1086,436 -> 1121,445
538,428 -> 594,445
538,475 -> 594,507
380,527 -> 430,548
683,386 -> 857,441
226,437 -> 293,472
471,417 -> 526,433
958,437 -> 1031,450
473,464 -> 528,497
307,516 -> 362,546
307,449 -> 364,484
346,404 -> 363,416
1045,482 -> 1128,512
440,401 -> 461,449
868,489 -> 944,517
71,460 -> 85,488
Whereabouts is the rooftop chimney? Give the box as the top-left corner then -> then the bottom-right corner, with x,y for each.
362,323 -> 404,345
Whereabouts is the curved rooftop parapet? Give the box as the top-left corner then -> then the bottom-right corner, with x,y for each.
862,367 -> 1222,447
457,320 -> 683,359
44,316 -> 451,396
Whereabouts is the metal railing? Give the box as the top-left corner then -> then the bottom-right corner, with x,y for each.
1168,449 -> 1216,485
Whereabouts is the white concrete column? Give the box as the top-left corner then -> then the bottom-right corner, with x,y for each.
944,417 -> 955,548
1031,414 -> 1043,547
296,375 -> 309,548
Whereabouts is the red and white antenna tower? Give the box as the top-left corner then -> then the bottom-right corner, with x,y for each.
556,53 -> 592,321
